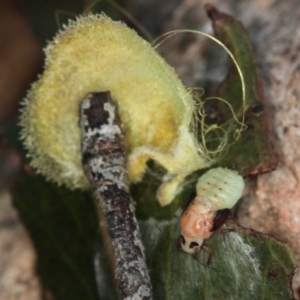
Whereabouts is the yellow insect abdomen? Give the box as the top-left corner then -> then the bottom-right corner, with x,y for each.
21,14 -> 207,198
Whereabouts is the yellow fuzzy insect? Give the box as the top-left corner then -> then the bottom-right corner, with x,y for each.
20,14 -> 213,206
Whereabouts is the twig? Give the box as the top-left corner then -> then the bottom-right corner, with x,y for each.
80,92 -> 152,300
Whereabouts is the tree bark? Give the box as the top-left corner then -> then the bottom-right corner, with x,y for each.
80,92 -> 152,300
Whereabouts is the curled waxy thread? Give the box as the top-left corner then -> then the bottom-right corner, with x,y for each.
153,30 -> 247,163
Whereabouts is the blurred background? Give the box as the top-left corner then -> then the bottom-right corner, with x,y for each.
0,0 -> 300,299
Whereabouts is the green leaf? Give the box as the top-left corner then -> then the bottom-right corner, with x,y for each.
204,4 -> 277,176
139,218 -> 295,300
12,170 -> 118,300
131,164 -> 296,300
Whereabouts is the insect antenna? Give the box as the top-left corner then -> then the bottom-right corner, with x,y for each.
84,0 -> 153,41
201,244 -> 213,265
191,254 -> 219,272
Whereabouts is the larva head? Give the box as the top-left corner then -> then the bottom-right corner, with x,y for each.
179,201 -> 214,254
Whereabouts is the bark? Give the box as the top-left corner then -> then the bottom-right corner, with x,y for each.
80,92 -> 152,300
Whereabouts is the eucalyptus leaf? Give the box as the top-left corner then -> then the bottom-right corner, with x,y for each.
132,164 -> 296,300
138,216 -> 295,299
12,171 -> 118,300
204,5 -> 277,176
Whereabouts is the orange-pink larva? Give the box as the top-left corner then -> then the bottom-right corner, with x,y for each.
179,167 -> 244,254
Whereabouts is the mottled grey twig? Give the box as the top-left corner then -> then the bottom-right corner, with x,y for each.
80,92 -> 152,300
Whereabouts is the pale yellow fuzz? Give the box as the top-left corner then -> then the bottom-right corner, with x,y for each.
20,14 -> 211,205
